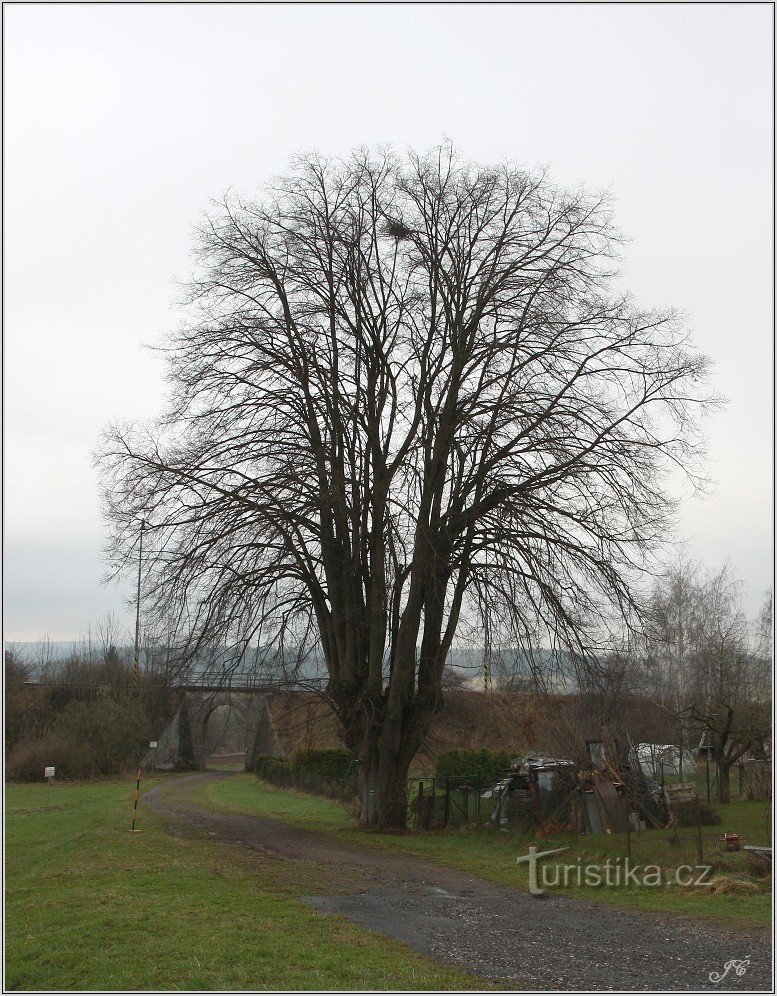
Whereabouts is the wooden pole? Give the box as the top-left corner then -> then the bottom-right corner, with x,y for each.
695,795 -> 704,864
573,791 -> 580,846
133,518 -> 146,687
624,804 -> 632,860
130,768 -> 142,834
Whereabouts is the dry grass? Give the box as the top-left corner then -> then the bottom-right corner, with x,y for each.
264,688 -> 681,771
265,689 -> 533,764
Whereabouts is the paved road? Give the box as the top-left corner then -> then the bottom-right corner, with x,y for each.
145,772 -> 772,991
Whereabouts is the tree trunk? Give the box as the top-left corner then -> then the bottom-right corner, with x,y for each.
716,760 -> 731,803
357,740 -> 412,829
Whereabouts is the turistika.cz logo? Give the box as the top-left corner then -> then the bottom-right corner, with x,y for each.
517,846 -> 713,897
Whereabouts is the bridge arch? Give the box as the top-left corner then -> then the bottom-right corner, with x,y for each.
144,689 -> 283,771
201,697 -> 249,760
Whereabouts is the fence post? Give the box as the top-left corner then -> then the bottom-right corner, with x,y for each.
738,763 -> 744,799
705,757 -> 710,803
444,778 -> 450,826
475,774 -> 481,825
695,795 -> 704,865
415,781 -> 424,831
624,805 -> 632,860
660,761 -> 664,791
573,793 -> 579,846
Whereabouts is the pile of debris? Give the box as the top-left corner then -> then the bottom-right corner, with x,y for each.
484,756 -> 578,832
485,738 -> 675,836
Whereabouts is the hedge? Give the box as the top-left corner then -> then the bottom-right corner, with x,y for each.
434,748 -> 514,788
254,748 -> 358,800
254,755 -> 293,785
291,748 -> 355,781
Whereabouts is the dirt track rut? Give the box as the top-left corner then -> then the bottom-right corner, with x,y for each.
144,772 -> 772,991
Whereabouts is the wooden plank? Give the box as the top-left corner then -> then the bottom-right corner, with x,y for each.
583,791 -> 604,834
593,772 -> 630,833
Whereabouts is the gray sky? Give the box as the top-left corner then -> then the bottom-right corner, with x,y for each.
4,4 -> 773,641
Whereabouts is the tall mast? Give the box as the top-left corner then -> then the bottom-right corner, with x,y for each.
133,518 -> 146,685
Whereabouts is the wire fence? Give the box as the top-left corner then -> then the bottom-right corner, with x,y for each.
254,754 -> 510,821
408,774 -> 511,829
407,763 -> 773,832
253,754 -> 772,831
652,758 -> 771,804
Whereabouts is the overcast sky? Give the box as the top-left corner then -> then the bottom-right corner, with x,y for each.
4,4 -> 773,642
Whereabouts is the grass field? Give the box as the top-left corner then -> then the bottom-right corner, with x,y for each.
193,774 -> 773,928
5,779 -> 490,991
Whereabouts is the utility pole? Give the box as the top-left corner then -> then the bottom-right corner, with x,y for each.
483,537 -> 492,695
133,518 -> 146,686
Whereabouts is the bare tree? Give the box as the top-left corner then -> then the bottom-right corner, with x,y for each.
687,656 -> 770,805
754,589 -> 773,664
94,611 -> 124,662
642,556 -> 703,711
30,634 -> 56,682
98,145 -> 711,827
645,562 -> 771,801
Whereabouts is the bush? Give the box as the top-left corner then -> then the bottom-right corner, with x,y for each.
254,749 -> 357,800
292,748 -> 355,781
6,733 -> 98,781
51,692 -> 153,777
292,749 -> 357,799
435,748 -> 513,788
7,692 -> 153,781
672,798 -> 722,827
254,755 -> 293,785
5,684 -> 44,755
5,643 -> 178,779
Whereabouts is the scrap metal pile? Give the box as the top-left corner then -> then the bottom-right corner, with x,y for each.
484,739 -> 672,836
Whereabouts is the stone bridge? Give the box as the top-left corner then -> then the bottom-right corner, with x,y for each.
143,688 -> 283,771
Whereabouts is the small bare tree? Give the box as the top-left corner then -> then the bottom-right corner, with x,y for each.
644,562 -> 771,801
99,145 -> 711,827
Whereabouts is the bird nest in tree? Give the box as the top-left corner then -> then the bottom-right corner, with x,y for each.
384,218 -> 413,240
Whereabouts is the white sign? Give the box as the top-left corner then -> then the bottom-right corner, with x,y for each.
149,741 -> 158,748
44,766 -> 55,779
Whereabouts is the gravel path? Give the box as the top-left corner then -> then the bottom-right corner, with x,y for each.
145,771 -> 772,991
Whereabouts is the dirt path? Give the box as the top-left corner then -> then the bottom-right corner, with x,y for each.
145,772 -> 771,991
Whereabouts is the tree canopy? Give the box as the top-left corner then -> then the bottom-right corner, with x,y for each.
99,145 -> 712,825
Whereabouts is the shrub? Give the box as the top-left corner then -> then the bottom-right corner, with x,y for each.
6,733 -> 98,781
51,692 -> 153,777
254,755 -> 293,785
435,748 -> 514,788
254,749 -> 357,800
672,798 -> 722,827
5,684 -> 44,754
7,692 -> 153,781
292,749 -> 357,798
292,748 -> 355,780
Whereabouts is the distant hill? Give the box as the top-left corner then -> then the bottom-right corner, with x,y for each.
7,641 -> 574,690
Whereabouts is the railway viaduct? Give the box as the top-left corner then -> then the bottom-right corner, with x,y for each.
142,685 -> 284,771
